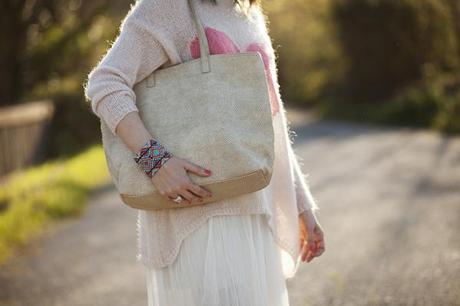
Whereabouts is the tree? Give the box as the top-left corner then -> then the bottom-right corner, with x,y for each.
0,0 -> 130,106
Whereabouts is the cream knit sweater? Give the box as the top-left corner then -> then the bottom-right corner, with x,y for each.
84,0 -> 319,278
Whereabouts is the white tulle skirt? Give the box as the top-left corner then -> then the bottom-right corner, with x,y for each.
144,213 -> 290,306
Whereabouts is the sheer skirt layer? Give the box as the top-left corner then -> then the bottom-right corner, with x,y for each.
145,213 -> 290,306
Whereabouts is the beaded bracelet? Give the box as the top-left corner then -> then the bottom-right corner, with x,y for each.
133,138 -> 173,178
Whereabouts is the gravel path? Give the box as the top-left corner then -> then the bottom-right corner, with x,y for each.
1,109 -> 459,306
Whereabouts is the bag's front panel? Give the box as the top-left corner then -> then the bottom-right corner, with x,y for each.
108,53 -> 274,198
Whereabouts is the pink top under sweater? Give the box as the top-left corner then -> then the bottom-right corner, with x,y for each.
84,0 -> 319,278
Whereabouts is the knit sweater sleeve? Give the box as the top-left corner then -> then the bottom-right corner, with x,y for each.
287,139 -> 320,214
84,2 -> 169,134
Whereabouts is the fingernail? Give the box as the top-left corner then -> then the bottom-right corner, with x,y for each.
204,169 -> 212,175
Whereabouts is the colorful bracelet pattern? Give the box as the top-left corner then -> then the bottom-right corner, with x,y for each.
133,138 -> 173,178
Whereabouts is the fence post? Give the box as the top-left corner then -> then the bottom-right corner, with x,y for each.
0,100 -> 54,177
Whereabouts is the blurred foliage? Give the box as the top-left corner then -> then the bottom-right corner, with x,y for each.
2,0 -> 460,164
0,145 -> 110,264
1,0 -> 132,157
332,0 -> 459,102
263,0 -> 343,105
319,74 -> 460,134
1,0 -> 131,104
265,0 -> 460,133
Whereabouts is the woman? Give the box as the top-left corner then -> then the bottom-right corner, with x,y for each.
84,0 -> 325,305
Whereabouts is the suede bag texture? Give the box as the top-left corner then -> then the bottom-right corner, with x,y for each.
100,0 -> 275,210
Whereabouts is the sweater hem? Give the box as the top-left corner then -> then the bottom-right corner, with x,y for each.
137,202 -> 301,279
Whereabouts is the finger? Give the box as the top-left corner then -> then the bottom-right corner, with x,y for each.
167,193 -> 179,201
172,165 -> 210,201
307,251 -> 316,262
158,175 -> 191,205
168,194 -> 186,205
182,182 -> 204,199
183,161 -> 211,177
187,182 -> 212,198
169,192 -> 191,205
308,239 -> 317,252
304,246 -> 314,262
306,239 -> 317,262
173,177 -> 204,203
179,189 -> 200,204
306,250 -> 315,262
160,176 -> 182,199
315,240 -> 325,257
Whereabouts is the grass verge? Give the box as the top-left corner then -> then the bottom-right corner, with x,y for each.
0,145 -> 110,264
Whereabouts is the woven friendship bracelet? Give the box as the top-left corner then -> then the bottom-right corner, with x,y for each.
133,138 -> 173,178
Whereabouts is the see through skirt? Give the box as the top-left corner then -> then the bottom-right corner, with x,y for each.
144,213 -> 290,306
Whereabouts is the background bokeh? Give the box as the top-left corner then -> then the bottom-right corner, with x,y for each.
265,0 -> 460,132
2,0 -> 460,159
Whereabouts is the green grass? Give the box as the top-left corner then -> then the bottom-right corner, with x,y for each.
0,145 -> 111,264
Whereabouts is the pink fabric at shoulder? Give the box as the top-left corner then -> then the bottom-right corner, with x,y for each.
189,27 -> 240,58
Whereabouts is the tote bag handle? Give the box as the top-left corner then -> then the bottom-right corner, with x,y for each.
187,0 -> 211,73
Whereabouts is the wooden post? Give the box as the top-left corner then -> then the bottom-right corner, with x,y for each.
0,101 -> 54,177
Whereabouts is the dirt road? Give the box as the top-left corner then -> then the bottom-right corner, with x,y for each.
1,109 -> 459,306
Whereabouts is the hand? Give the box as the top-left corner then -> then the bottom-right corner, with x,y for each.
151,156 -> 213,205
299,210 -> 325,263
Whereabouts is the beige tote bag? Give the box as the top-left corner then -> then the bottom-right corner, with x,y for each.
100,0 -> 275,210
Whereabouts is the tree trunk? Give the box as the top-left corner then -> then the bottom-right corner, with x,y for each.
0,4 -> 27,106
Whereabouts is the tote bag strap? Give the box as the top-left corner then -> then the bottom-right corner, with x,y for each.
187,0 -> 211,73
